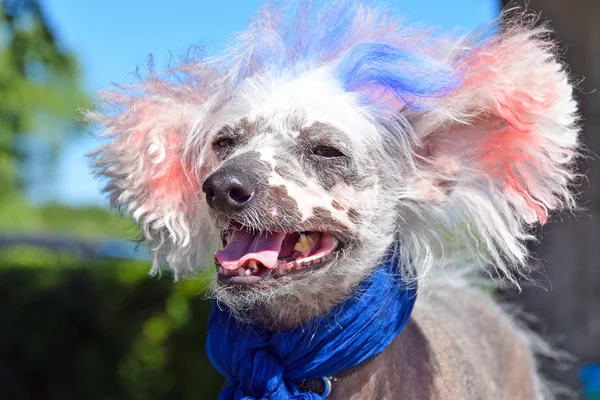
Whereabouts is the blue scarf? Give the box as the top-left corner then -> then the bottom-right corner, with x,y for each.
206,258 -> 417,399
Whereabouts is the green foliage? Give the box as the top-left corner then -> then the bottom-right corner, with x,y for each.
0,195 -> 138,239
0,253 -> 222,400
0,0 -> 88,197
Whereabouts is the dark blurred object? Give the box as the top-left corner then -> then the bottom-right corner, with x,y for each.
0,0 -> 87,201
501,0 -> 600,396
0,245 -> 222,400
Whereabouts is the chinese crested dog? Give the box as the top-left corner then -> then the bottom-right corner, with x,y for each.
88,1 -> 580,399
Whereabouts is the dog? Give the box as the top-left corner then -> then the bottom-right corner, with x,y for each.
88,1 -> 580,399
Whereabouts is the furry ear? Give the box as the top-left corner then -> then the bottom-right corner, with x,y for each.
86,75 -> 218,278
399,18 -> 580,281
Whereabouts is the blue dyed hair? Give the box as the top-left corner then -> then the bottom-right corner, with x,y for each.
219,0 -> 461,108
336,43 -> 460,107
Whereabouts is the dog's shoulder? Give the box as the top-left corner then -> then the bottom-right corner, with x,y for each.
403,285 -> 544,399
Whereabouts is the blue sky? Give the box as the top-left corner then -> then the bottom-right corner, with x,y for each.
40,0 -> 499,206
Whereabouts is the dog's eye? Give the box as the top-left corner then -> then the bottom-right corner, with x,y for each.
313,145 -> 345,158
214,138 -> 236,148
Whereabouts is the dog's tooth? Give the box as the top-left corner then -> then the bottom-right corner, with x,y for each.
218,266 -> 225,275
245,268 -> 252,277
248,260 -> 258,271
294,234 -> 309,252
294,239 -> 303,252
306,234 -> 314,248
237,267 -> 245,277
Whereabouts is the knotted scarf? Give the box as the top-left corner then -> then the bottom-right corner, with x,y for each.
206,259 -> 417,399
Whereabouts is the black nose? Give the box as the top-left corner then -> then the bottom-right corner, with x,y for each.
202,164 -> 256,212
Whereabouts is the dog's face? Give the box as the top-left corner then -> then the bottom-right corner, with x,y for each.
202,72 -> 399,323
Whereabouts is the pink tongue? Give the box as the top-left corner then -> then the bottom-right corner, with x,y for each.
214,230 -> 287,270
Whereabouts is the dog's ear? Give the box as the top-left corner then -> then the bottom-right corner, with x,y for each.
397,20 -> 580,279
86,77 -> 217,277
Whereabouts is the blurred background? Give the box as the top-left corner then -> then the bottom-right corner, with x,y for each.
0,0 -> 597,399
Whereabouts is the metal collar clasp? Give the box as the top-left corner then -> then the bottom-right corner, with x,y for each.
320,376 -> 333,397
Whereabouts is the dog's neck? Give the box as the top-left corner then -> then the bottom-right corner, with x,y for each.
207,259 -> 417,399
248,279 -> 359,331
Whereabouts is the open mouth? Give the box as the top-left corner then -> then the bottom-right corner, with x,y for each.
214,224 -> 341,285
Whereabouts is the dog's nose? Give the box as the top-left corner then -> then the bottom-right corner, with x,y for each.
202,164 -> 256,212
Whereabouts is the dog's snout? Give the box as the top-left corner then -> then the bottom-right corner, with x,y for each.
202,164 -> 256,212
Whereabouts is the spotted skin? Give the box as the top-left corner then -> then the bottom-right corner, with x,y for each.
210,114 -> 367,232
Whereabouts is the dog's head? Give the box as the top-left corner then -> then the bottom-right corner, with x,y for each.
198,72 -> 407,323
88,2 -> 579,326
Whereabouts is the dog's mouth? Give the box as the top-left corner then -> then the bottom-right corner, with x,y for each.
214,224 -> 341,285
